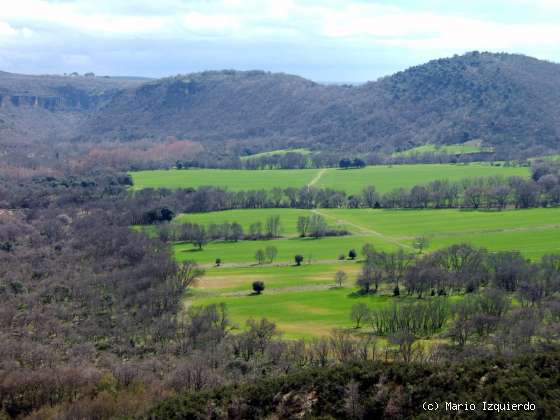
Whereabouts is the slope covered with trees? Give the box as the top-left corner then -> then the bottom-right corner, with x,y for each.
2,52 -> 560,156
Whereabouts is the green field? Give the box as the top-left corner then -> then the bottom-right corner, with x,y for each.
392,140 -> 493,157
315,163 -> 527,194
173,208 -> 560,265
131,163 -> 528,193
174,207 -> 560,338
130,167 -> 319,191
133,162 -> 554,339
240,148 -> 311,160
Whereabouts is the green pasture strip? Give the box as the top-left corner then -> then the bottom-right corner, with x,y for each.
315,163 -> 529,194
321,208 -> 560,237
197,263 -> 361,294
240,148 -> 311,160
193,289 -> 460,339
173,235 -> 397,265
129,163 -> 529,194
129,168 -> 320,190
392,141 -> 492,157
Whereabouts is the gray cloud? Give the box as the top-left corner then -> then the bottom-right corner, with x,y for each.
1,0 -> 559,82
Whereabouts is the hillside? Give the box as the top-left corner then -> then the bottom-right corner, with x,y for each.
2,52 -> 560,153
0,72 -> 145,142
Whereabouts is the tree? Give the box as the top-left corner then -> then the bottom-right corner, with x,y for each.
176,260 -> 205,289
357,259 -> 382,294
348,249 -> 357,260
388,331 -> 417,363
215,258 -> 221,267
192,225 -> 207,250
308,214 -> 328,237
265,246 -> 278,263
255,249 -> 266,264
350,303 -> 369,328
339,158 -> 352,169
230,222 -> 243,241
252,281 -> 265,295
412,236 -> 429,254
352,158 -> 366,169
265,215 -> 282,238
334,270 -> 347,287
361,186 -> 379,208
294,254 -> 304,266
296,216 -> 309,237
464,186 -> 484,209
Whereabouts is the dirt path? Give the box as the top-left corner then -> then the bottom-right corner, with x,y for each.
312,209 -> 413,249
308,168 -> 327,187
200,258 -> 357,269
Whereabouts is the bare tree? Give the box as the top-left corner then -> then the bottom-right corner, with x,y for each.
334,270 -> 348,288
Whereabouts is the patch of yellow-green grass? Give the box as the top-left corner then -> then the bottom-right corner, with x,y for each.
240,148 -> 311,160
198,263 -> 361,293
129,167 -> 320,191
192,288 -> 458,339
392,141 -> 493,157
315,163 -> 529,194
129,163 -> 529,194
173,235 -> 397,265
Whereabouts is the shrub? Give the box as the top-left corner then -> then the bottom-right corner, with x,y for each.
252,281 -> 265,295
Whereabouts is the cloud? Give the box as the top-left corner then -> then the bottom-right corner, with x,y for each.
1,0 -> 560,80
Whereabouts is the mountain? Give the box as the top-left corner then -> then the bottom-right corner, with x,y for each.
0,72 -> 145,142
2,52 -> 560,153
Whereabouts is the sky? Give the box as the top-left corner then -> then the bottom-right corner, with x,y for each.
1,0 -> 560,82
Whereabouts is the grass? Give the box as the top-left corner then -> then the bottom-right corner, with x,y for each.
130,168 -> 319,191
240,148 -> 311,160
173,208 -> 560,267
172,207 -> 559,338
392,140 -> 493,157
130,162 -> 553,339
315,163 -> 528,194
174,235 -> 393,265
196,263 -> 361,294
192,287 -> 397,339
130,163 -> 529,194
317,208 -> 560,259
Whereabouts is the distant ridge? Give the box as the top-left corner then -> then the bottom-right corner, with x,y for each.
1,52 -> 559,153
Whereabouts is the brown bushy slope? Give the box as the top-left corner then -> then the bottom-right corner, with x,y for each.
2,52 -> 560,152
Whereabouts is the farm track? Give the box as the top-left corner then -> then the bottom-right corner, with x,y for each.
311,209 -> 413,249
308,168 -> 327,187
217,283 -> 338,297
200,258 -> 359,269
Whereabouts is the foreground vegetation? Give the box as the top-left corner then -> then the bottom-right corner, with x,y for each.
1,143 -> 559,418
150,351 -> 560,419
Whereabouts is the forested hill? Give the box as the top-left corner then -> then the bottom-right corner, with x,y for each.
2,52 -> 560,153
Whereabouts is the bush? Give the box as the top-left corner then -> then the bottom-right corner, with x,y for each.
252,281 -> 265,295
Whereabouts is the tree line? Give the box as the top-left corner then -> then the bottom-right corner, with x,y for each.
128,162 -> 560,222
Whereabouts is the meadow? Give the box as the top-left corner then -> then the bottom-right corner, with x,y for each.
391,140 -> 493,157
240,148 -> 311,160
130,162 -> 529,193
130,163 -> 557,339
174,207 -> 560,338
